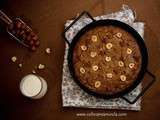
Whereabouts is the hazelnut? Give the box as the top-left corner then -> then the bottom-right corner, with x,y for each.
45,48 -> 51,54
107,73 -> 113,78
129,63 -> 135,69
29,40 -> 34,45
118,61 -> 124,67
31,46 -> 36,51
95,81 -> 101,88
120,75 -> 126,81
90,52 -> 97,58
32,70 -> 36,74
80,45 -> 87,51
127,48 -> 132,54
32,35 -> 38,41
91,35 -> 98,42
38,64 -> 45,70
35,40 -> 40,46
11,56 -> 17,62
106,43 -> 113,49
105,56 -> 111,62
92,65 -> 98,71
116,32 -> 122,38
18,63 -> 22,68
16,21 -> 22,28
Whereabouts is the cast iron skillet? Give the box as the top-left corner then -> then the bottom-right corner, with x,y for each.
62,11 -> 156,104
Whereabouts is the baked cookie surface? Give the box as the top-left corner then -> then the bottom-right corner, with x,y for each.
73,26 -> 142,95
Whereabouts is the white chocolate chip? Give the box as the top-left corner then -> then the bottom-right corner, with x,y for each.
11,56 -> 17,62
38,64 -> 45,70
105,56 -> 111,62
118,61 -> 124,67
129,63 -> 135,69
107,73 -> 113,78
45,48 -> 51,54
127,48 -> 132,54
90,52 -> 97,58
120,75 -> 126,81
106,43 -> 113,49
91,35 -> 98,42
116,32 -> 122,38
80,45 -> 87,51
80,67 -> 85,74
92,65 -> 98,71
95,81 -> 101,88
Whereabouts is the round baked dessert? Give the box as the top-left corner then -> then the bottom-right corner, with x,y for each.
72,26 -> 142,95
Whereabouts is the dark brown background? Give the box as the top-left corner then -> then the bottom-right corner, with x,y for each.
0,0 -> 160,120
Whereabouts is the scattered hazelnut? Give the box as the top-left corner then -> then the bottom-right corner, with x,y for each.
32,70 -> 36,74
80,67 -> 85,74
18,63 -> 22,68
11,56 -> 17,62
45,48 -> 51,54
38,64 -> 45,70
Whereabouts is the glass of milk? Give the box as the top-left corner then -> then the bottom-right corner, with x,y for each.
20,74 -> 47,99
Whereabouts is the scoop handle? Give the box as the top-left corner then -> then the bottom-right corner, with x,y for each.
121,70 -> 156,104
0,10 -> 12,25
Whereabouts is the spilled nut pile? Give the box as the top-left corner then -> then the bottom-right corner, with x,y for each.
11,47 -> 51,73
8,19 -> 40,51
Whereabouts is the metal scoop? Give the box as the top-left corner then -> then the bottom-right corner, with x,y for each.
0,10 -> 39,50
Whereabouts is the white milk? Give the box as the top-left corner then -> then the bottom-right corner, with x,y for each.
20,74 -> 47,99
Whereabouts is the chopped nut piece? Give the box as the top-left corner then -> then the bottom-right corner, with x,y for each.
118,61 -> 124,67
11,56 -> 17,62
116,32 -> 122,38
107,73 -> 113,78
129,63 -> 135,69
80,45 -> 87,51
127,48 -> 132,54
91,35 -> 98,42
80,67 -> 85,74
95,81 -> 101,88
90,52 -> 97,58
105,56 -> 111,62
92,65 -> 98,71
106,43 -> 113,49
45,48 -> 51,54
38,64 -> 45,70
120,75 -> 126,81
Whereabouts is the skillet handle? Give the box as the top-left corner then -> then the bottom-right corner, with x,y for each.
62,11 -> 95,46
121,70 -> 156,104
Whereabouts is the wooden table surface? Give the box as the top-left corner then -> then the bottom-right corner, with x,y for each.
0,0 -> 160,120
